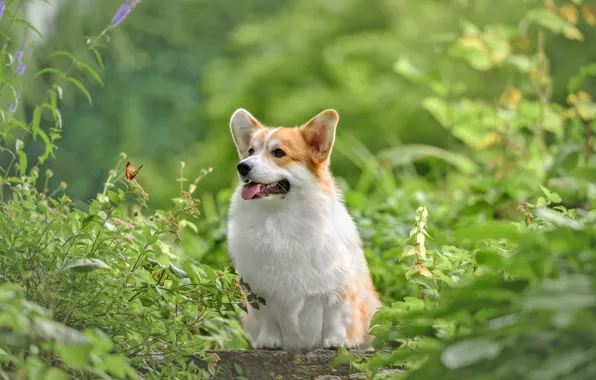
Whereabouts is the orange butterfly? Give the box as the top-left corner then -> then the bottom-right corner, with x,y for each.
125,161 -> 143,180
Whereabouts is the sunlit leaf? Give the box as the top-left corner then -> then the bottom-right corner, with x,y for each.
534,207 -> 584,230
562,23 -> 584,40
422,97 -> 450,127
526,9 -> 568,34
419,265 -> 433,278
169,263 -> 188,279
34,318 -> 90,345
560,4 -> 579,25
441,338 -> 503,369
378,144 -> 478,174
472,131 -> 501,149
452,221 -> 526,243
59,259 -> 110,273
104,354 -> 129,378
582,5 -> 596,25
54,344 -> 91,369
43,368 -> 69,380
405,264 -> 419,279
449,36 -> 492,70
394,55 -> 447,96
576,100 -> 596,120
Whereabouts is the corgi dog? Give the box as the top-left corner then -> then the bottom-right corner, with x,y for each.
226,108 -> 382,351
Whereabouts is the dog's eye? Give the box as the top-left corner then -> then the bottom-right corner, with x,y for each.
248,148 -> 254,156
272,149 -> 286,158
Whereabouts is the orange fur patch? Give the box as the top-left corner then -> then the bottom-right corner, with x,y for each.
343,271 -> 380,346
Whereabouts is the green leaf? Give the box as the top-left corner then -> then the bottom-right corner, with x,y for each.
534,208 -> 584,230
562,23 -> 583,40
55,344 -> 91,369
475,247 -> 504,268
43,368 -> 69,380
77,62 -> 104,87
59,259 -> 111,273
394,55 -> 447,95
547,192 -> 562,203
531,349 -> 592,380
423,97 -> 450,127
157,254 -> 170,267
81,215 -> 96,228
104,354 -> 129,378
147,234 -> 159,245
16,150 -> 27,176
526,9 -> 568,34
66,77 -> 93,105
36,128 -> 56,164
83,328 -> 114,354
108,190 -> 120,204
35,67 -> 65,79
378,144 -> 478,174
448,37 -> 492,70
568,63 -> 596,92
452,221 -> 526,243
441,338 -> 503,369
91,48 -> 105,69
51,51 -> 79,63
523,276 -> 596,311
203,264 -> 218,282
540,185 -> 552,197
169,263 -> 188,279
14,18 -> 45,40
31,106 -> 42,139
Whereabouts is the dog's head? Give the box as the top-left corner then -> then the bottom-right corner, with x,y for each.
229,109 -> 339,201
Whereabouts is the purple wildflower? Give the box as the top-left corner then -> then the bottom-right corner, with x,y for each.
111,0 -> 141,27
0,1 -> 5,21
17,61 -> 26,75
14,50 -> 26,76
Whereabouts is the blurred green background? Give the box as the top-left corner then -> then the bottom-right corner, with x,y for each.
16,0 -> 596,210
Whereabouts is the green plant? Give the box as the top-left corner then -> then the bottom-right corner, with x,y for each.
0,1 -> 257,378
346,0 -> 596,378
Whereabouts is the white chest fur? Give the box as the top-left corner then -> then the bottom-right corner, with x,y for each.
228,188 -> 363,299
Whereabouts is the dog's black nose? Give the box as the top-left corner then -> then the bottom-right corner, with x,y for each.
237,161 -> 252,176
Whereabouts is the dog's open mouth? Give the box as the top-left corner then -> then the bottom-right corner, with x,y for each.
241,179 -> 290,200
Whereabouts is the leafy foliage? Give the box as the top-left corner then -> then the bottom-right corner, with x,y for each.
0,1 -> 255,378
336,1 -> 596,379
2,0 -> 596,379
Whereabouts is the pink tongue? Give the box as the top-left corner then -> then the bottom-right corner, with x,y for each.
241,183 -> 262,200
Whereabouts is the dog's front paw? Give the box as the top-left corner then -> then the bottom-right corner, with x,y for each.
322,336 -> 346,350
253,332 -> 282,350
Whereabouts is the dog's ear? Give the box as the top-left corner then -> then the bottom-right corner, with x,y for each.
301,109 -> 339,162
230,109 -> 262,158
